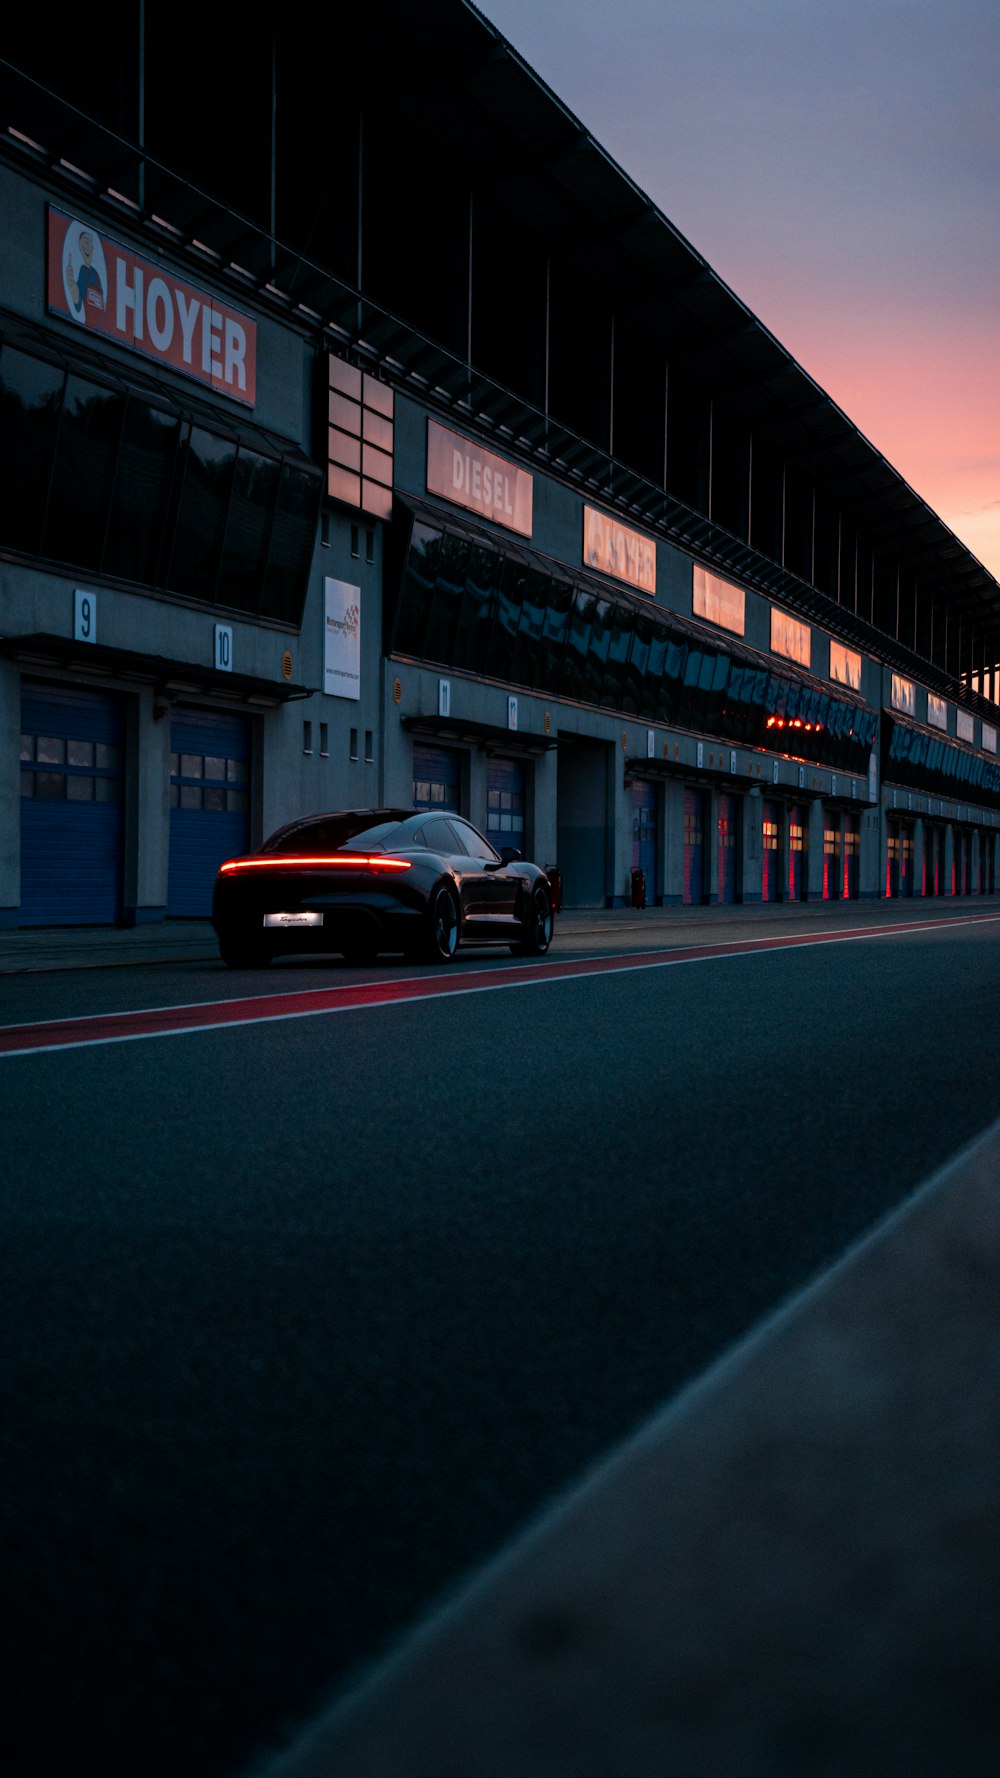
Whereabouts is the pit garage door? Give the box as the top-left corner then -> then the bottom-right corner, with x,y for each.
683,788 -> 705,904
167,708 -> 250,917
413,742 -> 461,813
954,829 -> 971,896
925,824 -> 944,896
631,779 -> 657,902
787,803 -> 808,900
762,800 -> 781,902
823,815 -> 842,900
19,680 -> 123,926
716,792 -> 740,904
486,757 -> 526,856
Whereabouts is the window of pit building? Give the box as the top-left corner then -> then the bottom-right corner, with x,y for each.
927,693 -> 948,731
829,640 -> 862,691
983,723 -> 997,754
770,609 -> 811,669
891,674 -> 915,717
693,566 -> 745,637
956,709 -> 975,744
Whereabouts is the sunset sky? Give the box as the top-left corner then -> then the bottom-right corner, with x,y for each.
478,0 -> 1000,582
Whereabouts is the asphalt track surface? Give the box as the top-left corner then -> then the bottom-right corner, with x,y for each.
3,908 -> 1000,1778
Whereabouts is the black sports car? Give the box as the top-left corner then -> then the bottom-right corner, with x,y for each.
212,808 -> 555,967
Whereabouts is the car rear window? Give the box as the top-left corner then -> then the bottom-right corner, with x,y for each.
263,815 -> 405,854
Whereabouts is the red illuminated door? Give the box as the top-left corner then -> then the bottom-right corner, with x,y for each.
716,793 -> 740,903
823,814 -> 841,900
900,823 -> 914,897
787,803 -> 807,900
886,819 -> 899,897
842,814 -> 860,899
762,800 -> 780,901
683,789 -> 705,904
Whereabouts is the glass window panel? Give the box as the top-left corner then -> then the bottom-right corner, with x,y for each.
559,588 -> 592,703
180,785 -> 202,809
203,756 -> 227,782
0,345 -> 65,556
35,772 -> 65,798
623,615 -> 651,714
104,398 -> 180,585
19,735 -> 35,761
169,752 -> 180,776
538,576 -> 571,696
169,783 -> 179,808
425,531 -> 469,667
510,565 -> 546,691
20,770 -> 35,797
601,606 -> 633,711
203,786 -> 226,811
66,774 -> 94,801
393,522 -> 440,657
484,556 -> 524,682
581,596 -> 612,704
452,544 -> 496,675
66,739 -> 95,768
260,461 -> 321,625
95,743 -> 119,771
217,446 -> 280,615
95,776 -> 120,803
36,736 -> 65,764
226,789 -> 248,813
180,754 -> 203,778
169,426 -> 235,603
44,374 -> 123,571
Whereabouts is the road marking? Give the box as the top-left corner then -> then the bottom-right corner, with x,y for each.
2,912 -> 998,1058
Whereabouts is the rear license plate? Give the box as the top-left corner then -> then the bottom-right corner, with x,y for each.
263,912 -> 323,928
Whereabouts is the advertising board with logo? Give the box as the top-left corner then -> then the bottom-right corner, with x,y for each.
47,207 -> 257,406
583,505 -> 656,596
426,420 -> 533,537
324,579 -> 361,700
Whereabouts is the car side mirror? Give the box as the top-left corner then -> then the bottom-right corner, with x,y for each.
499,846 -> 522,865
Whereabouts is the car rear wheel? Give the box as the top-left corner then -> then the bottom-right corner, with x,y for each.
420,884 -> 460,963
511,885 -> 553,956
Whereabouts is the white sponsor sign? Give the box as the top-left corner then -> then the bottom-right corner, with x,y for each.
324,578 -> 361,700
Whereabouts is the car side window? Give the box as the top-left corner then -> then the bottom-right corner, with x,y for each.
415,817 -> 461,853
451,819 -> 500,862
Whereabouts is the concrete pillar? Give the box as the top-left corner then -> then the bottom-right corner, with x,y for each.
944,824 -> 955,895
126,686 -> 170,921
742,787 -> 762,902
607,742 -> 632,907
807,797 -> 825,899
531,747 -> 558,873
662,778 -> 686,904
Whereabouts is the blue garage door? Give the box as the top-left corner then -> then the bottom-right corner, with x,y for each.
20,681 -> 123,926
168,707 -> 250,916
487,757 -> 526,855
788,803 -> 808,900
413,742 -> 461,813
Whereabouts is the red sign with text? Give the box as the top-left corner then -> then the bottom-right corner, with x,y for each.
46,207 -> 257,406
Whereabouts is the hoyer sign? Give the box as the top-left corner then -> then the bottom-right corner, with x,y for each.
426,419 -> 533,536
47,207 -> 257,406
583,504 -> 656,596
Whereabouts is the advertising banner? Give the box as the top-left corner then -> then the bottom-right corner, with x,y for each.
426,419 -> 533,536
324,579 -> 361,700
47,206 -> 257,406
583,505 -> 656,596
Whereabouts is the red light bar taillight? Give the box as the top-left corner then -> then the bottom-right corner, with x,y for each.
218,854 -> 412,874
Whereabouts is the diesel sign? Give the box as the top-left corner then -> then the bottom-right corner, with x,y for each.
426,420 -> 533,536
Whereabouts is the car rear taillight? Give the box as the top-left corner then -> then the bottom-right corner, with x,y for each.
218,854 -> 412,874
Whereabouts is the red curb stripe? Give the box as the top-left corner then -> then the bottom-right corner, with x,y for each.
2,912 -> 997,1058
